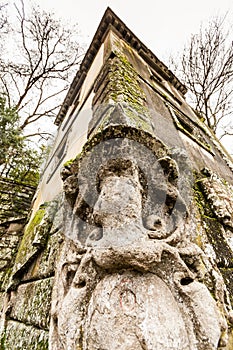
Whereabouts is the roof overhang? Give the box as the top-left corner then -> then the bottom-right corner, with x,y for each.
55,7 -> 187,126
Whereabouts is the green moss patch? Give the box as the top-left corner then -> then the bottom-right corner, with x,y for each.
2,321 -> 48,350
12,208 -> 46,278
10,277 -> 54,330
107,53 -> 149,115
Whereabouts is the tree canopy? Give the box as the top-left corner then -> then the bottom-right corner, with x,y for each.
0,96 -> 45,221
0,96 -> 44,186
0,0 -> 84,221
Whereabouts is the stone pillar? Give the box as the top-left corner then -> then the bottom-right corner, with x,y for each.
49,52 -> 233,349
1,9 -> 233,350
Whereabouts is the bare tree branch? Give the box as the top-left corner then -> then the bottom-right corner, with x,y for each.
0,0 -> 84,139
171,15 -> 233,142
23,131 -> 53,140
0,3 -> 8,31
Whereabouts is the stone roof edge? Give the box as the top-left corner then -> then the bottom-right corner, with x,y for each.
55,7 -> 187,126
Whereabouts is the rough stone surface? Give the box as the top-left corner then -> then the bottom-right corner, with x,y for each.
1,10 -> 233,350
51,130 -> 232,349
12,208 -> 46,276
0,200 -> 60,349
22,230 -> 62,281
199,170 -> 233,231
2,321 -> 48,350
10,277 -> 54,329
0,220 -> 25,292
48,35 -> 233,349
0,292 -> 5,317
84,272 -> 220,350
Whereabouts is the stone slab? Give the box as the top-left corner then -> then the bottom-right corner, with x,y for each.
22,230 -> 62,281
10,277 -> 54,330
2,320 -> 48,350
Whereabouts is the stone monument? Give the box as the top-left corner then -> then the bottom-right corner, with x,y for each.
0,8 -> 233,350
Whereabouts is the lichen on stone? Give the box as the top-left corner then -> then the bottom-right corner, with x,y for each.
13,208 -> 46,271
1,321 -> 49,350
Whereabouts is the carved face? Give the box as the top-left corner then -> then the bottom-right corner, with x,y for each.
93,174 -> 143,226
89,160 -> 145,247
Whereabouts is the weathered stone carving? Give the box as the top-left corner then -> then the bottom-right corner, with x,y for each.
48,35 -> 233,350
1,9 -> 233,349
49,124 -> 232,349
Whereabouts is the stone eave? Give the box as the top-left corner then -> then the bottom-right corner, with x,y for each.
55,7 -> 187,126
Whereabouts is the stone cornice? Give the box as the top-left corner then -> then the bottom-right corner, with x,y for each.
55,7 -> 187,126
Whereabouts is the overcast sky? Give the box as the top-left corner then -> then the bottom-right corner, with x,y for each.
31,0 -> 233,64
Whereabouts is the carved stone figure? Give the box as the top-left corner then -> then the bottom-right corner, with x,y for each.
49,127 -> 231,349
1,9 -> 233,349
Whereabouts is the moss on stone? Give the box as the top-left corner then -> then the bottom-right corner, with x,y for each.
2,321 -> 49,349
0,267 -> 13,291
193,174 -> 233,269
24,230 -> 62,280
14,208 -> 45,267
0,330 -> 6,349
195,232 -> 203,250
219,268 -> 233,307
10,277 -> 54,330
107,53 -> 149,117
63,158 -> 75,168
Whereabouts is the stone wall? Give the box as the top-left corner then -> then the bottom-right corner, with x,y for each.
0,197 -> 63,349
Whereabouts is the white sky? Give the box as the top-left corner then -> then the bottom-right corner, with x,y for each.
31,0 -> 233,63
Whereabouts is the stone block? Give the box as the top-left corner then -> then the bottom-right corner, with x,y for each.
22,230 -> 63,281
10,277 -> 54,330
7,223 -> 24,233
2,320 -> 48,350
13,208 -> 46,275
0,291 -> 5,314
220,268 -> 233,306
0,260 -> 8,270
12,199 -> 60,280
0,234 -> 20,249
0,247 -> 13,261
49,200 -> 63,234
0,225 -> 30,291
0,269 -> 12,292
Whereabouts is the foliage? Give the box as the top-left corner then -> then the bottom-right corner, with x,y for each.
0,0 -> 84,219
170,15 -> 233,142
0,96 -> 44,184
0,96 -> 21,166
0,96 -> 45,221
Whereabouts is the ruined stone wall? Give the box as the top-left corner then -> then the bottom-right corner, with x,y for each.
0,198 -> 63,349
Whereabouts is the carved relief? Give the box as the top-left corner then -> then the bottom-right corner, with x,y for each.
48,48 -> 232,350
49,127 -> 232,349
